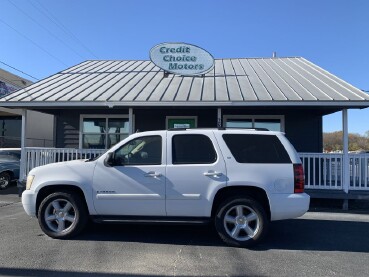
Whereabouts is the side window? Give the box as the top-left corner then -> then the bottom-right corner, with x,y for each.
222,134 -> 291,164
172,134 -> 217,164
114,136 -> 162,165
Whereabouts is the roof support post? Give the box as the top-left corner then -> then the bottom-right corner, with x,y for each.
342,109 -> 349,194
129,108 -> 134,134
217,108 -> 222,127
19,109 -> 27,182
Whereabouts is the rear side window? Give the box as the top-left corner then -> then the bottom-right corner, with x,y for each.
172,134 -> 217,164
222,134 -> 291,164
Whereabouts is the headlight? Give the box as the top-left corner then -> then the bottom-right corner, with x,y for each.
26,175 -> 35,190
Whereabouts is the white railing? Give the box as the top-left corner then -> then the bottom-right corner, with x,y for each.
299,153 -> 369,191
24,147 -> 106,177
22,148 -> 369,192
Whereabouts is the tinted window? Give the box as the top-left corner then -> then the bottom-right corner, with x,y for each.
222,134 -> 291,163
172,135 -> 217,164
114,136 -> 162,165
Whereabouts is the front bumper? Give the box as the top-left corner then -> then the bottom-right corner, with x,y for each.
269,193 -> 310,221
21,190 -> 37,217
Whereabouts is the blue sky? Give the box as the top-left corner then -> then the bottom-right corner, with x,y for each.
1,0 -> 368,134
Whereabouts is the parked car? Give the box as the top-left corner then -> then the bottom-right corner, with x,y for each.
0,148 -> 21,190
21,129 -> 310,247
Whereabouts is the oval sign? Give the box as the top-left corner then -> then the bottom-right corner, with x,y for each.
150,42 -> 214,76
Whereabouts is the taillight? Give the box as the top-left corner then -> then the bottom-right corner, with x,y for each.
293,164 -> 305,193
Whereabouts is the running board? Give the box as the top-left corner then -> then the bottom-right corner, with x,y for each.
91,215 -> 211,225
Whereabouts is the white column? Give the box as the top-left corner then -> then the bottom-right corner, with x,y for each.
128,108 -> 134,134
19,109 -> 27,181
217,108 -> 222,127
342,109 -> 349,194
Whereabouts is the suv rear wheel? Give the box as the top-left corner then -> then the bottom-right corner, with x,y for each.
215,197 -> 269,247
38,192 -> 88,239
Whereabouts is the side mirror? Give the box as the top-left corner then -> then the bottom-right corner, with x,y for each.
104,152 -> 116,167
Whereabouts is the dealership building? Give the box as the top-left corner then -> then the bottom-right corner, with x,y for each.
1,43 -> 369,202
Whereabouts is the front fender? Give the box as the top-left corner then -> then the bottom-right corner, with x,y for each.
28,160 -> 97,215
34,182 -> 97,216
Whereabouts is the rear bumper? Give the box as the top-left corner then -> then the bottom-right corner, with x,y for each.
22,190 -> 37,217
269,193 -> 310,221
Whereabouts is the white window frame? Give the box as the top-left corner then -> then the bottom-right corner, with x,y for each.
79,114 -> 132,149
223,115 -> 285,132
165,116 -> 198,129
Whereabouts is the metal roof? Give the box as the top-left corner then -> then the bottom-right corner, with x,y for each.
1,57 -> 369,108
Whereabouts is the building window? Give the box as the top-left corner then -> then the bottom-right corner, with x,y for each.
80,115 -> 129,149
0,117 -> 21,148
223,115 -> 284,132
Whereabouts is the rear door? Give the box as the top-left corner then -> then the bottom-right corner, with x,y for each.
165,131 -> 227,217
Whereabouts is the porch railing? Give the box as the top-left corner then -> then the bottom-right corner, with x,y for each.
22,148 -> 369,192
24,147 -> 106,177
299,153 -> 369,191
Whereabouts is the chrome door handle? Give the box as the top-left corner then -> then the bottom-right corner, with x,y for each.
203,171 -> 223,177
144,171 -> 162,178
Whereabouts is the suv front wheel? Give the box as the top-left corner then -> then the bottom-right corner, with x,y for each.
38,191 -> 88,239
215,197 -> 269,247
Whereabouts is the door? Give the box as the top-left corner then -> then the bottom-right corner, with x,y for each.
165,131 -> 227,217
92,135 -> 166,216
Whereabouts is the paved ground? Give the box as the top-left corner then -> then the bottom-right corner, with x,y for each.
1,185 -> 369,277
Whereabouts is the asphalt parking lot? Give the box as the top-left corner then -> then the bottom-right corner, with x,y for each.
1,185 -> 369,277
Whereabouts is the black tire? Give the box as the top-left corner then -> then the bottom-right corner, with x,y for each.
0,172 -> 11,190
214,197 -> 269,248
37,191 -> 88,239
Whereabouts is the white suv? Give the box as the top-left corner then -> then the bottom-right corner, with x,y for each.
22,129 -> 309,247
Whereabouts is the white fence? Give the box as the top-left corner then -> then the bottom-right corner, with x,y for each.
24,147 -> 106,177
23,148 -> 369,192
299,153 -> 369,191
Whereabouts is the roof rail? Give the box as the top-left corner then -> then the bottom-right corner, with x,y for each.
221,127 -> 270,131
167,127 -> 270,131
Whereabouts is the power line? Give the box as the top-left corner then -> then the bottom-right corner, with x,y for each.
0,60 -> 39,81
0,18 -> 68,66
31,0 -> 98,59
7,0 -> 87,60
